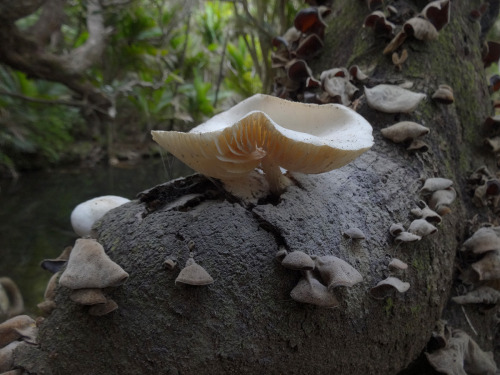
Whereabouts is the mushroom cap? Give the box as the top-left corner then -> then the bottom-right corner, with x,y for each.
59,238 -> 129,290
343,227 -> 365,239
0,315 -> 36,349
380,122 -> 430,143
408,219 -> 438,237
389,223 -> 405,237
452,286 -> 500,305
471,251 -> 500,281
420,177 -> 453,194
462,227 -> 500,254
70,288 -> 107,306
315,255 -> 363,289
70,195 -> 130,237
388,258 -> 408,270
429,188 -> 456,210
395,231 -> 422,243
281,251 -> 315,271
365,85 -> 426,113
370,277 -> 410,299
88,299 -> 119,316
175,258 -> 214,286
151,94 -> 373,181
290,272 -> 339,307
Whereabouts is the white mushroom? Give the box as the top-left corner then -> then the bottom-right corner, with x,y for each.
70,195 -> 130,237
380,122 -> 430,143
152,94 -> 373,194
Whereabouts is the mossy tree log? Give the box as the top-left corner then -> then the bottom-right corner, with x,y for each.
14,1 -> 500,374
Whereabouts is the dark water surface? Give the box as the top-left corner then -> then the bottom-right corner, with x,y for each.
0,157 -> 193,316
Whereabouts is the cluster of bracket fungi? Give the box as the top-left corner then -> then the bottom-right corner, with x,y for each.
0,315 -> 38,372
275,248 -> 362,307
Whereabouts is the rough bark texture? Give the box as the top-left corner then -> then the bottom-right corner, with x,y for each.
12,0 -> 500,374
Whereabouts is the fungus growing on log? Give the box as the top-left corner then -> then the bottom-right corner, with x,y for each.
175,257 -> 214,286
365,85 -> 426,113
152,94 -> 373,195
370,277 -> 410,299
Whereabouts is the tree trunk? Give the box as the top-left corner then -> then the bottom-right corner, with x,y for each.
13,1 -> 500,374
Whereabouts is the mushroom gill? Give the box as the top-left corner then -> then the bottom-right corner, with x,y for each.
152,94 -> 373,194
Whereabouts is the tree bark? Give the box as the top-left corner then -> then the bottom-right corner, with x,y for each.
12,1 -> 500,374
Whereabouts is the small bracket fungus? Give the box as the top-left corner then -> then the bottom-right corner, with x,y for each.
290,271 -> 339,308
314,255 -> 363,290
388,258 -> 408,270
470,251 -> 500,281
428,187 -> 456,214
152,94 -> 373,195
425,328 -> 497,375
365,85 -> 426,113
281,251 -> 315,271
89,299 -> 119,316
70,195 -> 130,237
175,257 -> 214,286
420,177 -> 453,195
389,223 -> 405,237
452,286 -> 500,305
395,231 -> 422,243
370,277 -> 410,299
59,239 -> 129,290
343,227 -> 365,240
411,201 -> 442,224
392,49 -> 408,71
70,288 -> 107,306
408,219 -> 438,237
432,84 -> 454,104
0,278 -> 23,321
0,315 -> 37,349
163,259 -> 177,270
380,121 -> 430,143
461,227 -> 500,254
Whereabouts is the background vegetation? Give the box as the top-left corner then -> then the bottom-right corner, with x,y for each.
0,0 -> 299,177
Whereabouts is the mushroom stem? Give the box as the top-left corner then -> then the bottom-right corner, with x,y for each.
261,156 -> 289,194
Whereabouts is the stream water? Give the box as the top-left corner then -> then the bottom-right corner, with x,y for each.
0,157 -> 193,316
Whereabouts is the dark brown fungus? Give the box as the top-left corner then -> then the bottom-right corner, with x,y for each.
483,41 -> 500,68
294,34 -> 324,59
294,8 -> 327,39
421,0 -> 450,31
489,75 -> 500,93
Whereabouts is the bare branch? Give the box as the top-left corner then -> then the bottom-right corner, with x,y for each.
65,0 -> 112,74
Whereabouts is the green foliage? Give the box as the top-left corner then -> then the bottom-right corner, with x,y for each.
0,0 -> 301,175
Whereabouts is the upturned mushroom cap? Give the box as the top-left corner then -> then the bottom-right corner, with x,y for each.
315,255 -> 363,289
403,17 -> 439,41
462,227 -> 500,254
365,85 -> 426,113
389,223 -> 405,237
175,258 -> 214,286
151,94 -> 373,194
411,201 -> 442,224
0,315 -> 37,349
70,196 -> 130,237
428,188 -> 456,210
281,251 -> 315,271
432,84 -> 454,104
370,277 -> 410,299
59,238 -> 129,290
290,271 -> 339,307
70,288 -> 107,306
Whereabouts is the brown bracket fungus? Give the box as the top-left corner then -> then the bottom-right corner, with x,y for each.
421,0 -> 450,32
363,11 -> 395,36
370,277 -> 410,299
432,84 -> 454,104
380,121 -> 430,143
403,17 -> 439,42
175,257 -> 214,286
392,49 -> 408,71
37,272 -> 59,315
470,251 -> 500,281
290,271 -> 339,308
365,85 -> 426,113
0,278 -> 23,321
69,288 -> 107,306
314,255 -> 363,289
425,328 -> 497,375
152,94 -> 373,195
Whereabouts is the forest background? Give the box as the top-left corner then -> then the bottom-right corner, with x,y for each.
0,0 -> 305,178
